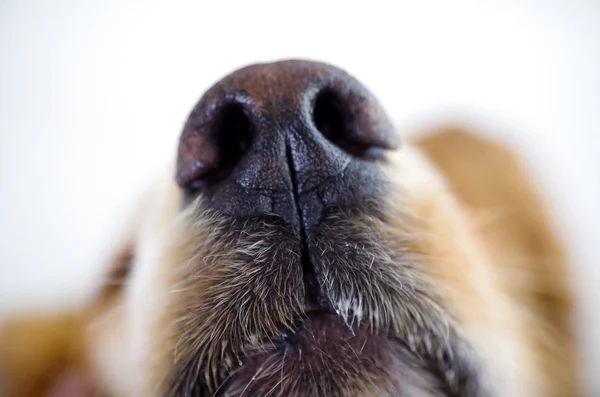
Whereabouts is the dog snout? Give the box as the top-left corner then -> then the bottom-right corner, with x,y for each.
176,60 -> 399,232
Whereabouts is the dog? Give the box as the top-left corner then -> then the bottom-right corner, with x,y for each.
0,60 -> 580,397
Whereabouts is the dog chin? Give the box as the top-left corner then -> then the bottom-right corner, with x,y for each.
224,312 -> 445,397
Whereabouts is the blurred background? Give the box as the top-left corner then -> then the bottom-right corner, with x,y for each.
1,0 -> 598,394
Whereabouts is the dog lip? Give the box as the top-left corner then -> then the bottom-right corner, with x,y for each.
287,309 -> 362,340
243,309 -> 337,352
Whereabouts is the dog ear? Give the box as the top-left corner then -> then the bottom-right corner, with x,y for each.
414,128 -> 579,396
0,202 -> 144,397
415,128 -> 575,335
0,312 -> 96,397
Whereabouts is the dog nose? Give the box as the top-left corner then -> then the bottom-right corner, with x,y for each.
176,60 -> 399,232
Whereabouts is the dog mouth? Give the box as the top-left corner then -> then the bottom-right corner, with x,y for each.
203,308 -> 461,397
218,310 -> 402,396
165,207 -> 483,397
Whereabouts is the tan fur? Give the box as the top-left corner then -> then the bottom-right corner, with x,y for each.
0,312 -> 91,397
414,129 -> 579,396
0,128 -> 580,396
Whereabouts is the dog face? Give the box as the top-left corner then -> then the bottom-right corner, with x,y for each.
85,60 -> 568,397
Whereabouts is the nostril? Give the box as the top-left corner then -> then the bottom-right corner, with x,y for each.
177,102 -> 254,195
313,90 -> 347,147
312,89 -> 381,160
214,103 -> 253,178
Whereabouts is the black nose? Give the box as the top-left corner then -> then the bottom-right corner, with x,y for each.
176,60 -> 399,232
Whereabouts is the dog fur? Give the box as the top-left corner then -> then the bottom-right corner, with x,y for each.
0,127 -> 580,396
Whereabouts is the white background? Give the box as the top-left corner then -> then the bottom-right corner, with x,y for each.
1,0 -> 598,394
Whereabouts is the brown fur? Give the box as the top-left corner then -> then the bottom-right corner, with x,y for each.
0,128 -> 580,396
